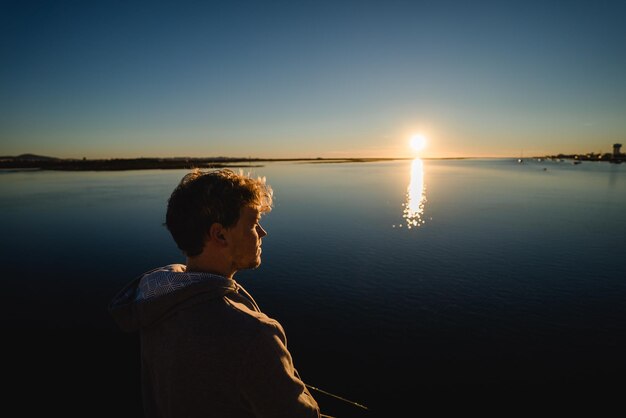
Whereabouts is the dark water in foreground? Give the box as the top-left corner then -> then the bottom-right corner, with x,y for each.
2,158 -> 625,416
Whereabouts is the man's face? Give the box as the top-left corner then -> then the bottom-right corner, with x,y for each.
225,206 -> 267,272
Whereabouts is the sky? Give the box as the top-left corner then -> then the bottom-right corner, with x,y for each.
2,0 -> 625,159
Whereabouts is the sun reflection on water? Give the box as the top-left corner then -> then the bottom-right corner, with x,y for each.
399,158 -> 427,229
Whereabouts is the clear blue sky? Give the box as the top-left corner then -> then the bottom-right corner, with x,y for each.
2,0 -> 625,159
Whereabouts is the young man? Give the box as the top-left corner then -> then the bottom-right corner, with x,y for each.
109,169 -> 320,418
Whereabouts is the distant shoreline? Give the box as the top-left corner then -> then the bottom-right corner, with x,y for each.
3,153 -> 622,171
0,155 -> 468,171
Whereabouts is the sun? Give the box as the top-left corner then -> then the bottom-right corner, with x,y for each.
410,134 -> 427,152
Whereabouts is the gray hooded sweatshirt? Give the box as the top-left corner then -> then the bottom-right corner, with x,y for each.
109,264 -> 319,418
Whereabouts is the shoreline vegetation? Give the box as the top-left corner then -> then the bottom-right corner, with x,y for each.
0,154 -> 445,171
1,152 -> 623,171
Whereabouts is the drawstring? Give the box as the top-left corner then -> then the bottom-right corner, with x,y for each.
305,383 -> 369,411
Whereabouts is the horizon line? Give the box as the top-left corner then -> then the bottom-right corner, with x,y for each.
3,153 -> 565,161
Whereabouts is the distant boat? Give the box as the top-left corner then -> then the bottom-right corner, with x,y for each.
517,158 -> 524,163
573,160 -> 582,165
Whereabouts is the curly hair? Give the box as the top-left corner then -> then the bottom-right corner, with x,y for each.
165,168 -> 273,257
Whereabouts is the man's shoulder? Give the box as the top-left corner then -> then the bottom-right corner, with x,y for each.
164,292 -> 286,349
226,295 -> 281,325
212,299 -> 288,352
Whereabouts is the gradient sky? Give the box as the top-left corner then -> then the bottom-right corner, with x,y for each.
2,0 -> 625,159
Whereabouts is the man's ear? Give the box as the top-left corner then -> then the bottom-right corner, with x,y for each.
208,223 -> 227,246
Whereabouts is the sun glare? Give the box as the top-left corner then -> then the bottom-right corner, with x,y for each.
410,134 -> 427,152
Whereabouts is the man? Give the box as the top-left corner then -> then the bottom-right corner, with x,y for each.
109,168 -> 320,418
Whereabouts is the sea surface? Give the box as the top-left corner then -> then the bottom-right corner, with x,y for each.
2,158 -> 625,416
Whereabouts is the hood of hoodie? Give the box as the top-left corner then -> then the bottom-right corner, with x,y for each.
108,264 -> 238,332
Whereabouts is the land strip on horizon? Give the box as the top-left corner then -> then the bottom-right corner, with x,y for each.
0,154 -> 416,171
4,151 -> 622,171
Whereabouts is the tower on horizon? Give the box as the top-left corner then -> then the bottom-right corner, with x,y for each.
613,143 -> 622,157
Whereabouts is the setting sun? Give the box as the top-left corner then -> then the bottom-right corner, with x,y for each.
410,134 -> 427,152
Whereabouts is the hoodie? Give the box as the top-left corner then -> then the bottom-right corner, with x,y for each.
109,264 -> 319,418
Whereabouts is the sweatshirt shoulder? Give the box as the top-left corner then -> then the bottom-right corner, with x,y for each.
223,295 -> 286,338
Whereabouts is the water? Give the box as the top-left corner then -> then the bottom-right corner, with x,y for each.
2,158 -> 625,416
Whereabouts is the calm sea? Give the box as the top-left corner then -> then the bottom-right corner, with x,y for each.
2,158 -> 625,416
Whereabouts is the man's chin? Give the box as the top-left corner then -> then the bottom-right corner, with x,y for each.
234,258 -> 262,272
248,257 -> 262,270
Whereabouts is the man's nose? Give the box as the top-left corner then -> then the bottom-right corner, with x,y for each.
257,224 -> 267,238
